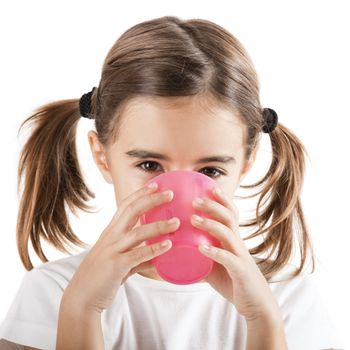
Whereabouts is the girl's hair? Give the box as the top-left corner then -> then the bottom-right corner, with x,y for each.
17,15 -> 315,282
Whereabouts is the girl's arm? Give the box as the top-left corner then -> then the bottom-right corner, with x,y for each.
56,292 -> 104,350
246,315 -> 288,350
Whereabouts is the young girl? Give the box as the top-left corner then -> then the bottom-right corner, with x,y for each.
0,16 -> 343,350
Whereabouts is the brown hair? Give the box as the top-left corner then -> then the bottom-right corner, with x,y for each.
16,15 -> 315,282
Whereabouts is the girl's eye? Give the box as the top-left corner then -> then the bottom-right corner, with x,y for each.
135,161 -> 226,178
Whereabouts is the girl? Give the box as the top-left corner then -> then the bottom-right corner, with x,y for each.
0,16 -> 342,350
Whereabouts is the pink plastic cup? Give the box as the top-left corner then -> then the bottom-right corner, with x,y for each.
140,170 -> 221,285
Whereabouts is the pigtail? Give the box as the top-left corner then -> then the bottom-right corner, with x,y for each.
16,99 -> 96,270
241,123 -> 316,282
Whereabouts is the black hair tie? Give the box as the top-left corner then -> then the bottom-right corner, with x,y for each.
79,87 -> 97,119
262,108 -> 278,133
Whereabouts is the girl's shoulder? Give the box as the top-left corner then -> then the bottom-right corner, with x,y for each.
32,247 -> 91,286
253,256 -> 328,310
253,256 -> 316,286
252,257 -> 344,348
0,248 -> 92,349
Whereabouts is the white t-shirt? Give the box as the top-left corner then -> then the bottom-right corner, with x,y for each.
0,248 -> 344,350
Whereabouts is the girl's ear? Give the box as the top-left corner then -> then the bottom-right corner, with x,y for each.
87,130 -> 114,184
238,142 -> 260,185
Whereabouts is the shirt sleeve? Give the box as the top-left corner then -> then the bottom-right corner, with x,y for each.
0,267 -> 64,350
280,272 -> 345,350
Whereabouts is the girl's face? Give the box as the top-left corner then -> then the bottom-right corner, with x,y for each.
88,96 -> 258,277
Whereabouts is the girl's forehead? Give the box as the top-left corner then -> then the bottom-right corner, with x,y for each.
119,96 -> 244,142
113,96 -> 245,160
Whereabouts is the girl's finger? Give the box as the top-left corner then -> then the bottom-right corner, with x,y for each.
212,186 -> 239,223
210,188 -> 252,258
198,243 -> 241,276
191,215 -> 244,257
108,182 -> 159,228
192,192 -> 249,258
193,196 -> 233,229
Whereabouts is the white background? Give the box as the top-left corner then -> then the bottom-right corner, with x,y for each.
0,0 -> 349,348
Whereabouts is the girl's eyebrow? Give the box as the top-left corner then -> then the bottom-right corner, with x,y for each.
125,149 -> 236,164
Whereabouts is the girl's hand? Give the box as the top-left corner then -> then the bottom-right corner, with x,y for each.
62,183 -> 179,314
191,186 -> 282,323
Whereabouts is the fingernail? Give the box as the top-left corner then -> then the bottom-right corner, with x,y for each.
193,197 -> 204,205
162,190 -> 173,198
214,187 -> 222,195
167,217 -> 178,225
192,214 -> 204,222
160,240 -> 171,247
201,244 -> 210,250
147,182 -> 158,190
